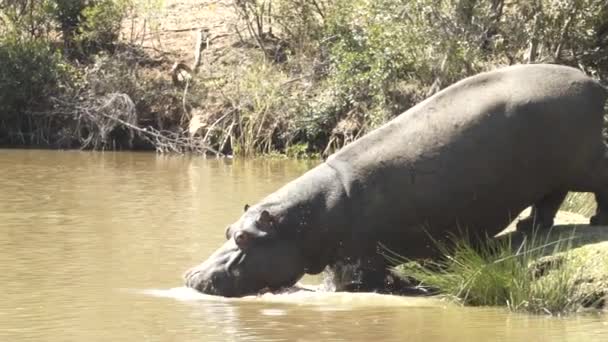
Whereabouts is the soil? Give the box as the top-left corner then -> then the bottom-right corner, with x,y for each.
122,0 -> 240,70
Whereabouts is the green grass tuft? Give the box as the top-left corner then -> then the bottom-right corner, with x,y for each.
387,231 -> 594,315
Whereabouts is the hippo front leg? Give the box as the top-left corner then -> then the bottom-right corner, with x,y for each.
326,255 -> 389,292
327,255 -> 425,294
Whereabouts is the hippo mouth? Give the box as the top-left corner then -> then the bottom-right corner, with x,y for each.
184,239 -> 307,297
184,244 -> 253,297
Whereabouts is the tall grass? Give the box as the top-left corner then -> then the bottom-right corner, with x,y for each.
387,231 -> 593,315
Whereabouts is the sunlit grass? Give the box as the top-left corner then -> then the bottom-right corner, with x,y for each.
561,192 -> 596,218
385,231 -> 593,315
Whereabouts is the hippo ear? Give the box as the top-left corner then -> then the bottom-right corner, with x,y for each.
257,210 -> 276,230
244,204 -> 250,212
225,225 -> 232,240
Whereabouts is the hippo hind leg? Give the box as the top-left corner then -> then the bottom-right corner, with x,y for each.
586,160 -> 608,226
516,191 -> 568,233
590,192 -> 608,225
571,149 -> 608,226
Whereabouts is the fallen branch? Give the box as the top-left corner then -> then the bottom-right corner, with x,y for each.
53,93 -> 223,155
163,27 -> 211,33
193,29 -> 206,71
96,94 -> 223,155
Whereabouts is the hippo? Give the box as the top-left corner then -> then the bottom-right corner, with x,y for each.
184,64 -> 608,297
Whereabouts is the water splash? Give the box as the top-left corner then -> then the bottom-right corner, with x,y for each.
132,286 -> 443,309
322,260 -> 364,291
135,287 -> 213,301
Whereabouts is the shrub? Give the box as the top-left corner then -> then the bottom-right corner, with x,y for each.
77,0 -> 129,53
0,36 -> 67,120
52,0 -> 87,45
49,0 -> 129,55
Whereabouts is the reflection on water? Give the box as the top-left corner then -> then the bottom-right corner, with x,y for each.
1,149 -> 606,341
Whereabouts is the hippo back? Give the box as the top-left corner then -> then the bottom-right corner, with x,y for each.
326,64 -> 606,245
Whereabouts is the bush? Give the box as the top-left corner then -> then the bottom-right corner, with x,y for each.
52,0 -> 87,45
77,0 -> 128,53
272,0 -> 327,54
3,0 -> 608,155
0,37 -> 67,120
48,0 -> 129,55
324,0 -> 425,127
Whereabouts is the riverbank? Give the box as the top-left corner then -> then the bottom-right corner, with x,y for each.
392,210 -> 608,315
2,1 -> 608,156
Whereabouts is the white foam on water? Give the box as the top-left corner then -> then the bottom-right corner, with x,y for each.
259,308 -> 287,316
130,286 -> 445,309
136,287 -> 213,301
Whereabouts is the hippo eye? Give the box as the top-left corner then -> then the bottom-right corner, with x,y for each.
256,210 -> 276,231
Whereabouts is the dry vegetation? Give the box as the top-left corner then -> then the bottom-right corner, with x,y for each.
1,0 -> 608,156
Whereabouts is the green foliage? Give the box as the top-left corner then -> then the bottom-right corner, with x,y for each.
324,0 -> 426,127
218,0 -> 608,155
389,232 -> 592,315
0,37 -> 66,118
0,1 -> 55,38
3,0 -> 130,55
0,0 -> 138,143
77,0 -> 129,52
0,1 -> 173,148
272,0 -> 327,53
50,0 -> 131,54
2,0 -> 608,154
270,0 -> 608,154
52,0 -> 87,40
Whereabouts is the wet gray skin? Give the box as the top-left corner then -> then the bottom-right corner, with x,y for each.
184,208 -> 308,297
184,162 -> 344,297
187,65 -> 608,297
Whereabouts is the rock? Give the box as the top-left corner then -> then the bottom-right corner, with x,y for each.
501,210 -> 608,310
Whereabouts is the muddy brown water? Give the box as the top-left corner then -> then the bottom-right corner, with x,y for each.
1,149 -> 607,342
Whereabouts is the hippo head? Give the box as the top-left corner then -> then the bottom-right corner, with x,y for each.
185,204 -> 328,297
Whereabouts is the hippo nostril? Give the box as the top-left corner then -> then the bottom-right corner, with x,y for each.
184,268 -> 202,288
185,269 -> 219,294
234,231 -> 252,249
184,268 -> 197,280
